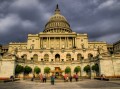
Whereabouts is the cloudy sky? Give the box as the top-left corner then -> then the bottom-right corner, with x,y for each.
0,0 -> 120,44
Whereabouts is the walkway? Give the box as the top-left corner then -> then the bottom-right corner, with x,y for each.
0,79 -> 120,89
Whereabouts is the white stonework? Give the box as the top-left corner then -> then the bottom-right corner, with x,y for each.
0,59 -> 15,78
0,5 -> 120,78
99,54 -> 120,76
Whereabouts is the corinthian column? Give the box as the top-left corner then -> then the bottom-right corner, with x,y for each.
49,37 -> 50,49
65,37 -> 66,48
60,37 -> 61,49
47,37 -> 48,49
40,37 -> 41,48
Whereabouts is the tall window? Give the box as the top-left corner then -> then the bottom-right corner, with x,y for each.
44,54 -> 49,61
30,44 -> 34,49
77,53 -> 82,61
66,54 -> 71,61
33,54 -> 38,61
23,54 -> 27,60
88,53 -> 93,60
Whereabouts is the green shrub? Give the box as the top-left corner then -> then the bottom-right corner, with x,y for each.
84,65 -> 90,73
65,67 -> 71,73
74,66 -> 81,73
92,64 -> 99,72
24,65 -> 32,74
15,65 -> 24,74
34,66 -> 41,74
44,67 -> 50,74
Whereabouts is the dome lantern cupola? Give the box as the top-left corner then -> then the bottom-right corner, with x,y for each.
55,4 -> 60,14
43,4 -> 72,33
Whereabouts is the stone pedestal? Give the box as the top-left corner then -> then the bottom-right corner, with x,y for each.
0,58 -> 16,78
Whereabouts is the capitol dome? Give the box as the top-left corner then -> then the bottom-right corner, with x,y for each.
44,4 -> 72,33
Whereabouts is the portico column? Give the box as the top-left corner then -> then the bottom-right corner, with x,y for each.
40,37 -> 41,48
67,37 -> 68,48
42,37 -> 43,48
60,37 -> 61,49
54,37 -> 55,48
74,37 -> 75,47
75,37 -> 76,48
49,37 -> 50,48
41,37 -> 42,48
65,37 -> 66,48
47,37 -> 48,48
72,37 -> 74,47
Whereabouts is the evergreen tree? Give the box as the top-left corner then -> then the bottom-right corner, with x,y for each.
84,65 -> 90,73
24,65 -> 32,74
74,66 -> 81,73
15,64 -> 24,74
44,67 -> 50,74
34,66 -> 41,74
65,67 -> 71,74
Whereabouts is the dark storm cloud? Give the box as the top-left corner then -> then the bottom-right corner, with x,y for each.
0,0 -> 120,44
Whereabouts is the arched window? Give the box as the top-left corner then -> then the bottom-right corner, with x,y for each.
81,44 -> 84,49
33,54 -> 38,61
44,54 -> 49,61
88,53 -> 93,60
23,54 -> 27,60
55,54 -> 60,62
77,53 -> 82,61
66,53 -> 71,61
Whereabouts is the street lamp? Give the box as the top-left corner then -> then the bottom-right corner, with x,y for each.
89,54 -> 94,79
90,59 -> 93,79
80,57 -> 84,80
111,54 -> 115,76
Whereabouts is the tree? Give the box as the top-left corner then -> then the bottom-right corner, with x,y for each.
83,65 -> 90,73
74,66 -> 81,73
15,65 -> 24,74
44,67 -> 50,74
34,66 -> 41,74
92,64 -> 99,76
92,64 -> 99,72
24,65 -> 32,74
65,67 -> 71,74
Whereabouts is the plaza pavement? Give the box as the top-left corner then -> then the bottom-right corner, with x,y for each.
0,79 -> 120,89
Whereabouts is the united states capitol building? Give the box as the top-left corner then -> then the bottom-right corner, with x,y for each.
0,5 -> 120,78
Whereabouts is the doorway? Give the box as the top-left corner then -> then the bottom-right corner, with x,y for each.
55,54 -> 60,62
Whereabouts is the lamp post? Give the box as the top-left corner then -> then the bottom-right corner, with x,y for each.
89,54 -> 94,79
112,54 -> 115,77
97,47 -> 101,77
90,59 -> 93,79
80,57 -> 83,80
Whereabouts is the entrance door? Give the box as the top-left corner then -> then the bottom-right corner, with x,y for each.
55,54 -> 60,62
55,67 -> 62,77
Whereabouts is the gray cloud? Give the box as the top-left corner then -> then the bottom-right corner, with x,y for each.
0,0 -> 120,44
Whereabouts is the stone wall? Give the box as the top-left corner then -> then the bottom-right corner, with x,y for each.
0,54 -> 120,78
99,55 -> 120,77
0,59 -> 15,78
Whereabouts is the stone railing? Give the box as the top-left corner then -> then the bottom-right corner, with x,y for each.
16,59 -> 82,65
